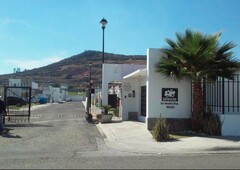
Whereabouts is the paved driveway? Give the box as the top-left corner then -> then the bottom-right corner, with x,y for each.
0,102 -> 104,160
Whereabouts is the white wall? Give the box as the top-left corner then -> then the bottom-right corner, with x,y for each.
9,79 -> 21,86
220,115 -> 240,136
52,87 -> 61,102
32,82 -> 38,89
146,48 -> 192,119
8,79 -> 22,96
121,77 -> 146,120
70,96 -> 84,101
102,64 -> 146,106
60,89 -> 67,101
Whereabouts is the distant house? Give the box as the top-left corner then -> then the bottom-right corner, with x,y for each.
8,78 -> 39,98
9,78 -> 38,89
42,85 -> 68,103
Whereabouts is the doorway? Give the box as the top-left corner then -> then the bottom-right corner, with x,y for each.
141,86 -> 146,116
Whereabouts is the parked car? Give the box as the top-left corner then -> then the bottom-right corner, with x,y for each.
6,96 -> 27,107
39,97 -> 48,104
30,97 -> 39,104
66,97 -> 72,102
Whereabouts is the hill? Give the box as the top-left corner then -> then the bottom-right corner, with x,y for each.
0,50 -> 146,90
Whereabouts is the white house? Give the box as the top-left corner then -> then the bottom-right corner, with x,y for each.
42,85 -> 69,103
8,78 -> 39,97
9,78 -> 38,90
9,79 -> 21,87
8,79 -> 22,97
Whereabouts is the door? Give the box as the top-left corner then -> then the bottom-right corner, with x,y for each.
141,86 -> 146,116
108,94 -> 117,108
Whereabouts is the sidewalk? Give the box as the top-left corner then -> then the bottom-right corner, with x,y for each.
96,120 -> 240,155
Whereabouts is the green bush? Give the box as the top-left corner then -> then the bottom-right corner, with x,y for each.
110,108 -> 119,117
152,118 -> 170,142
101,105 -> 112,115
201,109 -> 221,136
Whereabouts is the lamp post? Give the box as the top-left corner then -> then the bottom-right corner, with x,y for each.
100,18 -> 107,107
100,18 -> 108,64
86,62 -> 93,122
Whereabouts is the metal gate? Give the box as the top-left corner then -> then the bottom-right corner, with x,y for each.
203,74 -> 240,114
3,86 -> 31,124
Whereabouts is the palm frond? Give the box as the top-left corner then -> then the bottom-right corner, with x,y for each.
155,29 -> 240,82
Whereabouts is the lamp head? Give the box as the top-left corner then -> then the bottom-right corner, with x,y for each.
100,18 -> 108,29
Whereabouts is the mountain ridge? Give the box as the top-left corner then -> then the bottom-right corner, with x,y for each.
0,50 -> 146,90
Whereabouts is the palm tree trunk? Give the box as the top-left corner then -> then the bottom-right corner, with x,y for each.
192,81 -> 204,131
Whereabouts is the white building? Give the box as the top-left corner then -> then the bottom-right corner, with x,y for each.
101,64 -> 146,106
99,48 -> 240,136
9,79 -> 21,87
8,78 -> 39,97
9,78 -> 38,90
124,49 -> 191,130
42,85 -> 68,103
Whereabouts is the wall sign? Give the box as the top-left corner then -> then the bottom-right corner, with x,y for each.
162,88 -> 178,102
161,88 -> 178,108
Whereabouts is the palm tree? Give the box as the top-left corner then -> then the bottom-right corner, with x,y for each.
156,29 -> 240,131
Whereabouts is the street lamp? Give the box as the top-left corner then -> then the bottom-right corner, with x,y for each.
100,18 -> 107,107
86,62 -> 93,122
100,18 -> 108,64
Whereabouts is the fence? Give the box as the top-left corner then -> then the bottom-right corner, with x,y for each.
203,74 -> 240,114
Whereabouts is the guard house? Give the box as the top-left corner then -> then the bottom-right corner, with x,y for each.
100,48 -> 240,136
121,48 -> 192,131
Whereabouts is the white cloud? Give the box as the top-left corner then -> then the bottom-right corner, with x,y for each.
0,18 -> 31,28
5,56 -> 66,71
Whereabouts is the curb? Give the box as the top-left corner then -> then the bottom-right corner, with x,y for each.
96,123 -> 240,155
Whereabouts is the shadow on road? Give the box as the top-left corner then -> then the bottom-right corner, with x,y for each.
4,123 -> 53,128
0,128 -> 22,138
215,136 -> 240,142
1,123 -> 54,139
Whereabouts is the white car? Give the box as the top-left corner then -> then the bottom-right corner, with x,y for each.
66,97 -> 72,102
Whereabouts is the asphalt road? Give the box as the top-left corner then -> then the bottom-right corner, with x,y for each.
0,101 -> 240,169
0,102 -> 104,159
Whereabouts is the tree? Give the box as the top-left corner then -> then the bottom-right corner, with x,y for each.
156,29 -> 240,131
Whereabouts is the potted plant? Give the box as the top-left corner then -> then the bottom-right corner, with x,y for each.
101,105 -> 112,115
100,105 -> 113,123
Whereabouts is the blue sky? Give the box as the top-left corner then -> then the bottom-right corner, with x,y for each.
0,0 -> 240,75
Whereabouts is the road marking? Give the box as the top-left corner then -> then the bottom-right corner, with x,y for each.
33,118 -> 85,124
75,114 -> 84,117
31,115 -> 43,117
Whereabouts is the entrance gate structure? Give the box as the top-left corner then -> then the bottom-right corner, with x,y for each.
3,86 -> 31,124
203,74 -> 240,136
